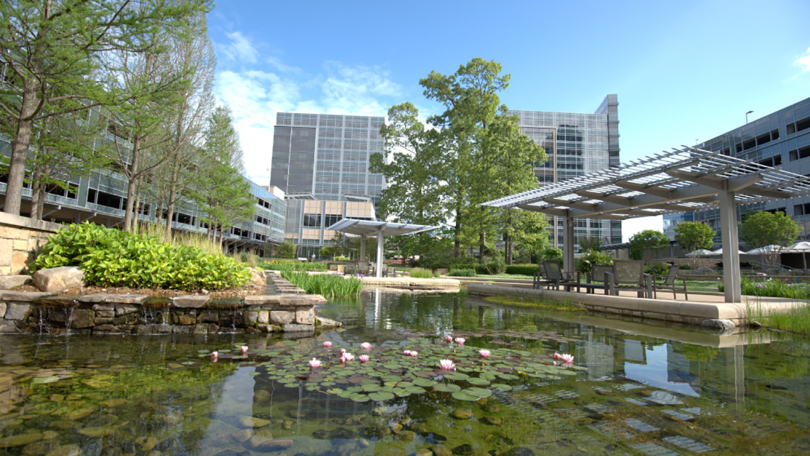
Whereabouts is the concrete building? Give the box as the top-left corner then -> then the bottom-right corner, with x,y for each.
664,96 -> 810,244
509,94 -> 623,249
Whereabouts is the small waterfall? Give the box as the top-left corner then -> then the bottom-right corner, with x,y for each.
64,308 -> 74,335
37,308 -> 49,334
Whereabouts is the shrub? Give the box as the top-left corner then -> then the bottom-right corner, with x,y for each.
448,268 -> 476,277
280,271 -> 362,298
32,223 -> 250,291
645,262 -> 670,276
575,250 -> 614,274
409,268 -> 434,279
260,260 -> 327,272
505,264 -> 540,276
542,247 -> 563,261
475,262 -> 504,275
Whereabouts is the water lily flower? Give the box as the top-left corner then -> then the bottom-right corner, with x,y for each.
240,345 -> 248,354
403,350 -> 412,356
445,336 -> 453,343
361,342 -> 372,350
438,359 -> 456,370
560,353 -> 574,364
340,348 -> 346,354
454,337 -> 465,346
342,353 -> 355,363
479,349 -> 491,358
323,341 -> 332,347
211,351 -> 218,358
359,355 -> 370,363
308,358 -> 322,368
553,352 -> 561,360
410,351 -> 418,357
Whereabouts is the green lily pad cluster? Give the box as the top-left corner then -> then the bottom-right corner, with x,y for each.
209,338 -> 586,404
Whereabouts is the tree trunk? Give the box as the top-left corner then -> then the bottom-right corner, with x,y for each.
132,177 -> 143,234
29,166 -> 44,221
5,80 -> 40,216
123,135 -> 141,232
164,162 -> 180,242
454,205 -> 462,258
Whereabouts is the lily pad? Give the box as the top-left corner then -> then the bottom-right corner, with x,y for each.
467,377 -> 490,386
349,393 -> 370,402
368,391 -> 395,401
434,383 -> 462,393
451,390 -> 480,402
444,372 -> 470,381
362,384 -> 382,392
491,383 -> 513,391
462,387 -> 492,398
413,378 -> 436,388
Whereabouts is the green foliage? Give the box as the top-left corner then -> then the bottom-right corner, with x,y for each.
645,262 -> 670,276
628,230 -> 668,261
475,262 -> 505,275
260,260 -> 327,273
741,211 -> 800,249
409,268 -> 434,279
32,223 -> 249,291
504,265 -> 540,276
280,272 -> 363,299
542,247 -> 563,262
275,241 -> 297,259
574,251 -> 614,274
674,222 -> 715,253
448,268 -> 476,277
578,237 -> 603,252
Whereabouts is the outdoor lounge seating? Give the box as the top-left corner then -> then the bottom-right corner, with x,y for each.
652,265 -> 688,300
532,262 -> 552,289
606,260 -> 652,298
578,264 -> 611,294
542,260 -> 579,291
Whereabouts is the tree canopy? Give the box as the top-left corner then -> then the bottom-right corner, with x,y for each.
628,229 -> 669,261
674,221 -> 715,267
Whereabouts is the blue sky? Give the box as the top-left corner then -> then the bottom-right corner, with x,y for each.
208,0 -> 810,197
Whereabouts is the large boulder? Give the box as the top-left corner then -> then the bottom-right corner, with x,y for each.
33,266 -> 85,292
0,275 -> 33,290
250,268 -> 267,287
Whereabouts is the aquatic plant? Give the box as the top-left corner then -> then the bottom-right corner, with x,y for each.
280,271 -> 363,298
260,260 -> 328,272
455,337 -> 466,346
361,342 -> 372,350
359,355 -> 370,363
439,359 -> 456,370
240,345 -> 248,354
479,349 -> 491,358
308,358 -> 322,368
409,268 -> 434,279
323,341 -> 332,347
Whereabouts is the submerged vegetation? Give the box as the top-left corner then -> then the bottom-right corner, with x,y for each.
484,295 -> 586,312
281,271 -> 362,298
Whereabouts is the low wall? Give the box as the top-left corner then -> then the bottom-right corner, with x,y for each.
0,213 -> 60,275
0,291 -> 329,335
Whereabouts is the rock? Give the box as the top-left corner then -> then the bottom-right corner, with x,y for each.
396,430 -> 415,441
357,438 -> 370,448
45,444 -> 80,456
70,309 -> 94,329
315,316 -> 342,327
66,407 -> 95,420
700,319 -> 736,331
482,403 -> 501,413
244,436 -> 293,452
176,314 -> 196,325
33,266 -> 84,292
239,416 -> 271,428
281,421 -> 293,430
416,450 -> 433,456
172,295 -> 209,308
0,433 -> 42,447
295,308 -> 315,325
231,429 -> 253,443
257,311 -> 269,324
482,416 -> 502,425
254,390 -> 271,402
452,410 -> 473,419
141,436 -> 159,452
77,426 -> 116,438
4,303 -> 31,320
432,445 -> 452,456
250,268 -> 267,287
390,423 -> 403,434
100,398 -> 128,408
0,275 -> 32,289
451,444 -> 474,455
749,320 -> 763,329
270,311 -> 295,325
282,324 -> 314,333
502,448 -> 535,456
287,409 -> 306,419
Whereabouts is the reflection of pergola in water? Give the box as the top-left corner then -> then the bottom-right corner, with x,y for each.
326,219 -> 438,278
484,147 -> 810,303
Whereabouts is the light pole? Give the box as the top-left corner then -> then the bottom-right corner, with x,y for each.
746,110 -> 753,124
266,168 -> 270,190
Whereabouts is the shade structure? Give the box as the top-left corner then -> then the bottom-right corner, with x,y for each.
686,249 -> 713,257
483,147 -> 810,302
744,245 -> 782,255
326,219 -> 438,278
783,241 -> 810,270
708,248 -> 747,256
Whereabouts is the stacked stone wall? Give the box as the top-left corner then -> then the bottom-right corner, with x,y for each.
0,213 -> 60,275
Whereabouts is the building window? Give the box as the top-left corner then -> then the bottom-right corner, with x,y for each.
797,116 -> 810,133
324,214 -> 342,228
742,138 -> 756,151
773,154 -> 782,166
796,204 -> 805,216
787,123 -> 796,135
303,213 -> 321,228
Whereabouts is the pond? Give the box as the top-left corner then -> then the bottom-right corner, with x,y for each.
0,289 -> 808,456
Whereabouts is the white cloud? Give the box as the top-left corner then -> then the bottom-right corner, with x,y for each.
213,37 -> 403,184
797,47 -> 810,73
219,31 -> 259,64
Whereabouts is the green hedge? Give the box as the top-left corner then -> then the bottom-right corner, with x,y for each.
260,260 -> 327,272
475,262 -> 504,275
409,268 -> 434,279
504,264 -> 539,276
32,223 -> 250,291
448,268 -> 476,277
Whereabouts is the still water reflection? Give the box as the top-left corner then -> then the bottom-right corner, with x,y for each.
0,289 -> 807,455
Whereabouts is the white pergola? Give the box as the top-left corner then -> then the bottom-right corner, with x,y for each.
484,147 -> 810,303
325,219 -> 438,278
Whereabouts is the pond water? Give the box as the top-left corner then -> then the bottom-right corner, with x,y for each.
0,289 -> 808,456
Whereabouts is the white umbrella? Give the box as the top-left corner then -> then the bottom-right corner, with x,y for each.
686,249 -> 713,257
708,248 -> 747,256
781,241 -> 810,269
744,245 -> 781,255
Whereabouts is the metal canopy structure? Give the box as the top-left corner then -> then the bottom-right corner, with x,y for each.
484,147 -> 810,302
326,219 -> 438,278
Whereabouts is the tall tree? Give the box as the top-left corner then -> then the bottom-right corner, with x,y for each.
740,211 -> 800,270
674,221 -> 715,268
0,0 -> 209,216
628,229 -> 669,261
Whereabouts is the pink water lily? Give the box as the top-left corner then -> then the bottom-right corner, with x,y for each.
240,345 -> 248,354
479,349 -> 491,358
438,359 -> 456,370
308,358 -> 322,368
341,353 -> 355,363
454,337 -> 465,346
410,351 -> 418,357
361,342 -> 372,350
403,350 -> 412,356
560,353 -> 574,364
445,336 -> 453,343
359,355 -> 370,363
340,348 -> 346,354
211,351 -> 218,358
553,352 -> 561,360
323,341 -> 332,347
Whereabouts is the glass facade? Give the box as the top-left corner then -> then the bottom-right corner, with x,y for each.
509,95 -> 622,249
663,96 -> 810,245
284,199 -> 376,257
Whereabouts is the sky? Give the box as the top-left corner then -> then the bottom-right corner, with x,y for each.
207,0 -> 810,238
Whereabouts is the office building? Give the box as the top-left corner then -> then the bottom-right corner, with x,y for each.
663,96 -> 810,244
270,112 -> 384,256
509,94 -> 623,249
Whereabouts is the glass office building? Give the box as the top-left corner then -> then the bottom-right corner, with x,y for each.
663,96 -> 810,244
509,94 -> 623,249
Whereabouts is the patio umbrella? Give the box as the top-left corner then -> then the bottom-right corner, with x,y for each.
686,249 -> 713,257
708,248 -> 747,256
782,241 -> 810,270
744,245 -> 781,255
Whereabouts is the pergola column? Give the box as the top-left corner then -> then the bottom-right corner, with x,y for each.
563,217 -> 575,273
359,235 -> 366,260
376,231 -> 384,278
719,190 -> 741,303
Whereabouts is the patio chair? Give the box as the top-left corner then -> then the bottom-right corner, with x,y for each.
542,260 -> 579,291
652,265 -> 688,300
345,263 -> 356,275
533,262 -> 552,289
357,261 -> 370,275
606,260 -> 652,298
579,264 -> 611,294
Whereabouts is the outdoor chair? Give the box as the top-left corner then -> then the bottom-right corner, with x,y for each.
542,260 -> 580,291
579,264 -> 611,294
652,265 -> 688,300
533,262 -> 552,289
345,263 -> 356,275
357,261 -> 370,275
606,260 -> 652,298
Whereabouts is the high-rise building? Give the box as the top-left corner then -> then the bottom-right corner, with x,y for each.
663,96 -> 810,244
270,112 -> 384,256
509,94 -> 623,248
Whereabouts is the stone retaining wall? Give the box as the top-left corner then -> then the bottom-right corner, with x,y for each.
0,291 -> 331,335
0,213 -> 60,275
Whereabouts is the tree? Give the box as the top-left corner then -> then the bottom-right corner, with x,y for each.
0,0 -> 210,216
542,246 -> 563,262
628,230 -> 668,261
579,236 -> 603,253
674,221 -> 715,268
276,241 -> 296,259
740,211 -> 800,270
